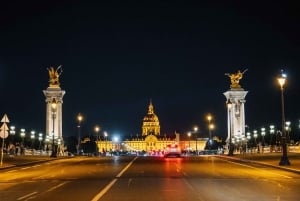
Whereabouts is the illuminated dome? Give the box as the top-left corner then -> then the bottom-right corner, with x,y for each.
142,100 -> 160,136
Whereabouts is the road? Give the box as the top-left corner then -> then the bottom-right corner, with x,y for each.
0,156 -> 300,201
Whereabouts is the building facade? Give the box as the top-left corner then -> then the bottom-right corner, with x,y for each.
95,100 -> 208,155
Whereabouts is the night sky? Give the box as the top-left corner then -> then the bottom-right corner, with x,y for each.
0,1 -> 299,140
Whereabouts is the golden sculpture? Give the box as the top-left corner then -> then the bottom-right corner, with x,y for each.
47,65 -> 63,87
225,69 -> 248,89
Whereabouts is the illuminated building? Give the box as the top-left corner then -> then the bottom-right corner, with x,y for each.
142,100 -> 160,136
95,100 -> 208,155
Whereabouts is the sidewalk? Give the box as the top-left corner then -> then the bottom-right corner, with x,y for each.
221,152 -> 300,174
0,155 -> 60,169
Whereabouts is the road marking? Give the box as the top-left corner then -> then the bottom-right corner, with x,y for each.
21,167 -> 31,170
17,192 -> 37,200
46,181 -> 68,192
7,170 -> 17,173
91,156 -> 138,201
116,157 -> 137,178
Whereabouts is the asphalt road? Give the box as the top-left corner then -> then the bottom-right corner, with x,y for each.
0,156 -> 300,201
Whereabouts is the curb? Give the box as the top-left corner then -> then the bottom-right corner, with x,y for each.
216,155 -> 300,174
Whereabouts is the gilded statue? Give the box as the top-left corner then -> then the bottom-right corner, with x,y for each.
47,65 -> 63,87
225,69 -> 248,89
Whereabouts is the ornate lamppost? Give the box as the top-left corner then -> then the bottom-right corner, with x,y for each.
20,129 -> 26,155
207,114 -> 212,141
194,126 -> 198,154
253,130 -> 258,153
94,125 -> 100,141
77,113 -> 83,155
261,127 -> 266,153
104,131 -> 108,152
38,133 -> 43,154
9,126 -> 15,145
278,70 -> 290,165
30,131 -> 35,155
50,98 -> 57,157
227,100 -> 234,156
285,121 -> 291,143
269,125 -> 275,152
187,132 -> 191,153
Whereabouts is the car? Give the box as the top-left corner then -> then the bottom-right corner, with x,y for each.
164,144 -> 181,157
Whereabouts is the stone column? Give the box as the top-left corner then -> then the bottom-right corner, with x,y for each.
43,87 -> 65,153
224,89 -> 248,145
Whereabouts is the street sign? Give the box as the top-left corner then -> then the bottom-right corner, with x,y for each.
0,122 -> 9,139
1,114 -> 10,166
1,114 -> 10,123
0,131 -> 9,138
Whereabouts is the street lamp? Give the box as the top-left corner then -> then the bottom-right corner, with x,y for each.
270,125 -> 275,152
9,126 -> 15,145
285,121 -> 291,143
30,131 -> 35,155
187,132 -> 191,152
94,125 -> 100,141
45,134 -> 50,155
50,98 -> 57,157
277,70 -> 290,165
246,131 -> 251,151
227,100 -> 234,156
38,133 -> 43,154
77,113 -> 83,155
261,127 -> 266,153
207,114 -> 213,141
20,128 -> 26,155
194,126 -> 198,154
253,130 -> 258,152
104,131 -> 108,152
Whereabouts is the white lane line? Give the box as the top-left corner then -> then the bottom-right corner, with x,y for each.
91,157 -> 138,201
21,167 -> 31,170
91,179 -> 117,201
116,157 -> 137,178
46,181 -> 68,192
7,170 -> 17,173
17,192 -> 38,200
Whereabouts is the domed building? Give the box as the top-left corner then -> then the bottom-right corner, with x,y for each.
95,100 -> 208,155
142,100 -> 160,136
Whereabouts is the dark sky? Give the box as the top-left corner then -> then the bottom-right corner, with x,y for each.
0,1 -> 299,140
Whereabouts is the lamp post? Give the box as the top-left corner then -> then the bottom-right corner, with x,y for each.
50,98 -> 57,158
20,129 -> 25,155
246,131 -> 251,152
9,126 -> 15,145
194,126 -> 198,155
227,100 -> 234,156
94,125 -> 100,141
30,131 -> 35,155
278,70 -> 290,165
270,125 -> 275,152
187,132 -> 191,152
261,127 -> 266,153
77,113 -> 83,155
45,134 -> 50,155
285,121 -> 291,143
38,133 -> 43,154
253,130 -> 258,152
207,114 -> 212,141
104,131 -> 108,152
